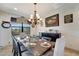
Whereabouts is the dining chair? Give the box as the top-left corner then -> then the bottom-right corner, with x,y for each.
12,35 -> 19,56
53,36 -> 65,56
12,35 -> 33,56
17,41 -> 33,56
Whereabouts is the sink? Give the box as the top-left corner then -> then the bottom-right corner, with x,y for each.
40,42 -> 51,48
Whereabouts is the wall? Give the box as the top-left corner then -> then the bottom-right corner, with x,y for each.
57,7 -> 79,51
0,11 -> 19,47
31,6 -> 79,51
62,7 -> 79,51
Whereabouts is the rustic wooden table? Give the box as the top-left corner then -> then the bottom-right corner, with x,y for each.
15,36 -> 55,56
29,39 -> 55,56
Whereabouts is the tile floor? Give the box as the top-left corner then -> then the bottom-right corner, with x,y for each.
0,45 -> 79,56
64,47 -> 79,56
0,45 -> 12,56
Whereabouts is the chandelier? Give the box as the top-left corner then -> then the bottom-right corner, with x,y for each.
27,3 -> 41,27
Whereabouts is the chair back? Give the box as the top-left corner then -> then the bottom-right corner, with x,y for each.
53,36 -> 65,56
12,35 -> 18,50
12,35 -> 19,55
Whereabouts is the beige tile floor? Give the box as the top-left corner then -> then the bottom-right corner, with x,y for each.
0,45 -> 12,56
0,45 -> 79,56
64,47 -> 79,56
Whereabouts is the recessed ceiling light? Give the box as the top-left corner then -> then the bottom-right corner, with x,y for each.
14,8 -> 18,11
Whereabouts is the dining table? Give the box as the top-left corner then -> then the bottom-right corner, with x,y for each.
15,36 -> 55,56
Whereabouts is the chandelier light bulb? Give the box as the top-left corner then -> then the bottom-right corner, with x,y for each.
40,18 -> 42,20
28,19 -> 31,22
30,15 -> 33,19
36,14 -> 40,19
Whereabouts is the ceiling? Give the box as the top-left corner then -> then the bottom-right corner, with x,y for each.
0,3 -> 78,18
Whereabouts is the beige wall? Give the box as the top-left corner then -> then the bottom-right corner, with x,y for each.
0,11 -> 19,47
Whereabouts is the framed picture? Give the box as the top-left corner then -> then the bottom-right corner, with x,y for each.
64,14 -> 73,23
45,14 -> 59,27
11,17 -> 17,22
